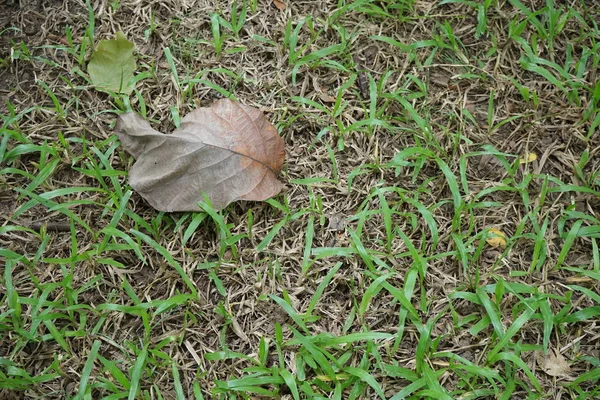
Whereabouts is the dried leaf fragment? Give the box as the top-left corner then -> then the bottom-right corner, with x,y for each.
519,152 -> 537,164
115,99 -> 285,212
541,349 -> 572,377
230,316 -> 249,342
485,227 -> 507,248
319,92 -> 337,103
272,0 -> 286,10
355,58 -> 369,100
327,215 -> 345,231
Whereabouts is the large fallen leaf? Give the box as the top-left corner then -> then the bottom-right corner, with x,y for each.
88,31 -> 136,94
115,99 -> 285,212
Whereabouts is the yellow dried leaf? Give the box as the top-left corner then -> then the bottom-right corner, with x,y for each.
519,152 -> 537,164
486,228 -> 507,248
317,373 -> 349,381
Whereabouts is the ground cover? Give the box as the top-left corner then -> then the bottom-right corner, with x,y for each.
1,0 -> 599,398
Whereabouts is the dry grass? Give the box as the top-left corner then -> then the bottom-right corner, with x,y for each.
1,0 -> 600,398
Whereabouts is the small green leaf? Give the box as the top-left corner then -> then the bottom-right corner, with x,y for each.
88,31 -> 137,94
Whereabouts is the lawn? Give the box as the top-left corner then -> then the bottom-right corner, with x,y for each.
1,0 -> 600,398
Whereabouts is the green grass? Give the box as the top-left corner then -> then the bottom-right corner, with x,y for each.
1,0 -> 600,398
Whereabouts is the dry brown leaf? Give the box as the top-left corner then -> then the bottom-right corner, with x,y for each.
485,227 -> 507,248
230,316 -> 249,342
319,92 -> 337,103
327,214 -> 346,231
272,0 -> 286,10
541,349 -> 572,377
115,98 -> 285,212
